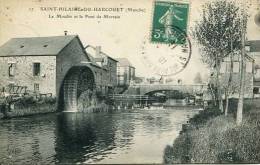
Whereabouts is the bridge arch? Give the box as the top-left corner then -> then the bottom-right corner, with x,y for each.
134,84 -> 205,96
144,89 -> 190,96
58,66 -> 96,112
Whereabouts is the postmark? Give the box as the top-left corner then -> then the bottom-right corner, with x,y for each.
140,0 -> 191,77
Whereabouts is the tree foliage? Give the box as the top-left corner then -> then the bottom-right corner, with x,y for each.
192,0 -> 249,111
192,0 -> 248,67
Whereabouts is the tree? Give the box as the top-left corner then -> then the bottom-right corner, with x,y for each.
236,8 -> 248,125
194,72 -> 203,84
192,0 -> 248,112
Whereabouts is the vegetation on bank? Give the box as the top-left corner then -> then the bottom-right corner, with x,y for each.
0,95 -> 56,109
164,99 -> 260,164
15,96 -> 56,107
0,96 -> 57,118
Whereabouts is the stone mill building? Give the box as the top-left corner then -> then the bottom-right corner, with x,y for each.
0,35 -> 117,111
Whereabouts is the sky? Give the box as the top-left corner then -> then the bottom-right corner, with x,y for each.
0,0 -> 259,84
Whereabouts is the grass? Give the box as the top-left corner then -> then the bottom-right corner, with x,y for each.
164,98 -> 260,164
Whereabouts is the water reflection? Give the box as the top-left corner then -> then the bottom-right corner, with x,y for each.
0,115 -> 56,164
55,112 -> 125,163
0,109 -> 199,164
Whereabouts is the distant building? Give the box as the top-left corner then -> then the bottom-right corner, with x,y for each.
133,76 -> 145,84
218,53 -> 254,98
246,40 -> 260,97
115,58 -> 135,86
209,40 -> 260,99
85,46 -> 118,93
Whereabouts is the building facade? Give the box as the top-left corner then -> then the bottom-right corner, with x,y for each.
246,40 -> 260,97
85,46 -> 118,94
218,54 -> 254,98
115,58 -> 135,87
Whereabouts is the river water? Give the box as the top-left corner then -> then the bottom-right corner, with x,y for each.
0,108 -> 200,164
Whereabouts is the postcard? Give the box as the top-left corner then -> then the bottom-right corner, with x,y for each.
0,0 -> 259,164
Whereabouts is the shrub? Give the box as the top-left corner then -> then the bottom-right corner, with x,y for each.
17,96 -> 37,106
189,107 -> 222,127
166,110 -> 260,164
38,97 -> 56,104
14,96 -> 56,107
225,98 -> 259,115
189,116 -> 236,163
168,131 -> 193,163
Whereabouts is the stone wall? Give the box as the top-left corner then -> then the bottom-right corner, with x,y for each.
0,56 -> 56,96
56,37 -> 91,98
105,58 -> 117,87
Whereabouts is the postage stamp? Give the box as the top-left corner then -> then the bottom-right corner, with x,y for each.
140,0 -> 191,76
151,1 -> 189,45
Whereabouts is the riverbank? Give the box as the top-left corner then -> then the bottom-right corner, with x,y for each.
0,96 -> 56,119
164,98 -> 260,164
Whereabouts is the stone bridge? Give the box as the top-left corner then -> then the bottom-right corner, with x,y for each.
124,84 -> 207,96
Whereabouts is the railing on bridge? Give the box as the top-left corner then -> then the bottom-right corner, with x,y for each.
107,93 -> 203,109
108,94 -> 151,101
108,94 -> 155,108
131,83 -> 206,86
124,83 -> 207,95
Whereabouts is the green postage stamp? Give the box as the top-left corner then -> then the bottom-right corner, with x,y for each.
151,1 -> 189,45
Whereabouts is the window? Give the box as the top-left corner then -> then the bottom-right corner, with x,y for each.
255,68 -> 260,79
233,62 -> 239,73
245,45 -> 250,52
220,62 -> 226,73
33,63 -> 41,76
253,87 -> 259,94
226,62 -> 231,72
8,63 -> 16,77
246,62 -> 252,73
34,83 -> 39,92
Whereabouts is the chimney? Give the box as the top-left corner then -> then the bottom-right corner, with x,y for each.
64,30 -> 68,36
96,46 -> 101,57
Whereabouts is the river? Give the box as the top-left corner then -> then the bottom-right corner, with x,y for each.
0,108 -> 200,164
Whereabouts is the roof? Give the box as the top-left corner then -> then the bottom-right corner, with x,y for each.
86,52 -> 109,71
246,40 -> 260,52
222,53 -> 254,62
115,58 -> 134,67
87,53 -> 101,68
85,46 -> 118,62
100,52 -> 118,62
0,35 -> 77,56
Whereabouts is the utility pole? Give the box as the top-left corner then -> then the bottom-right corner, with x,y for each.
236,9 -> 246,125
